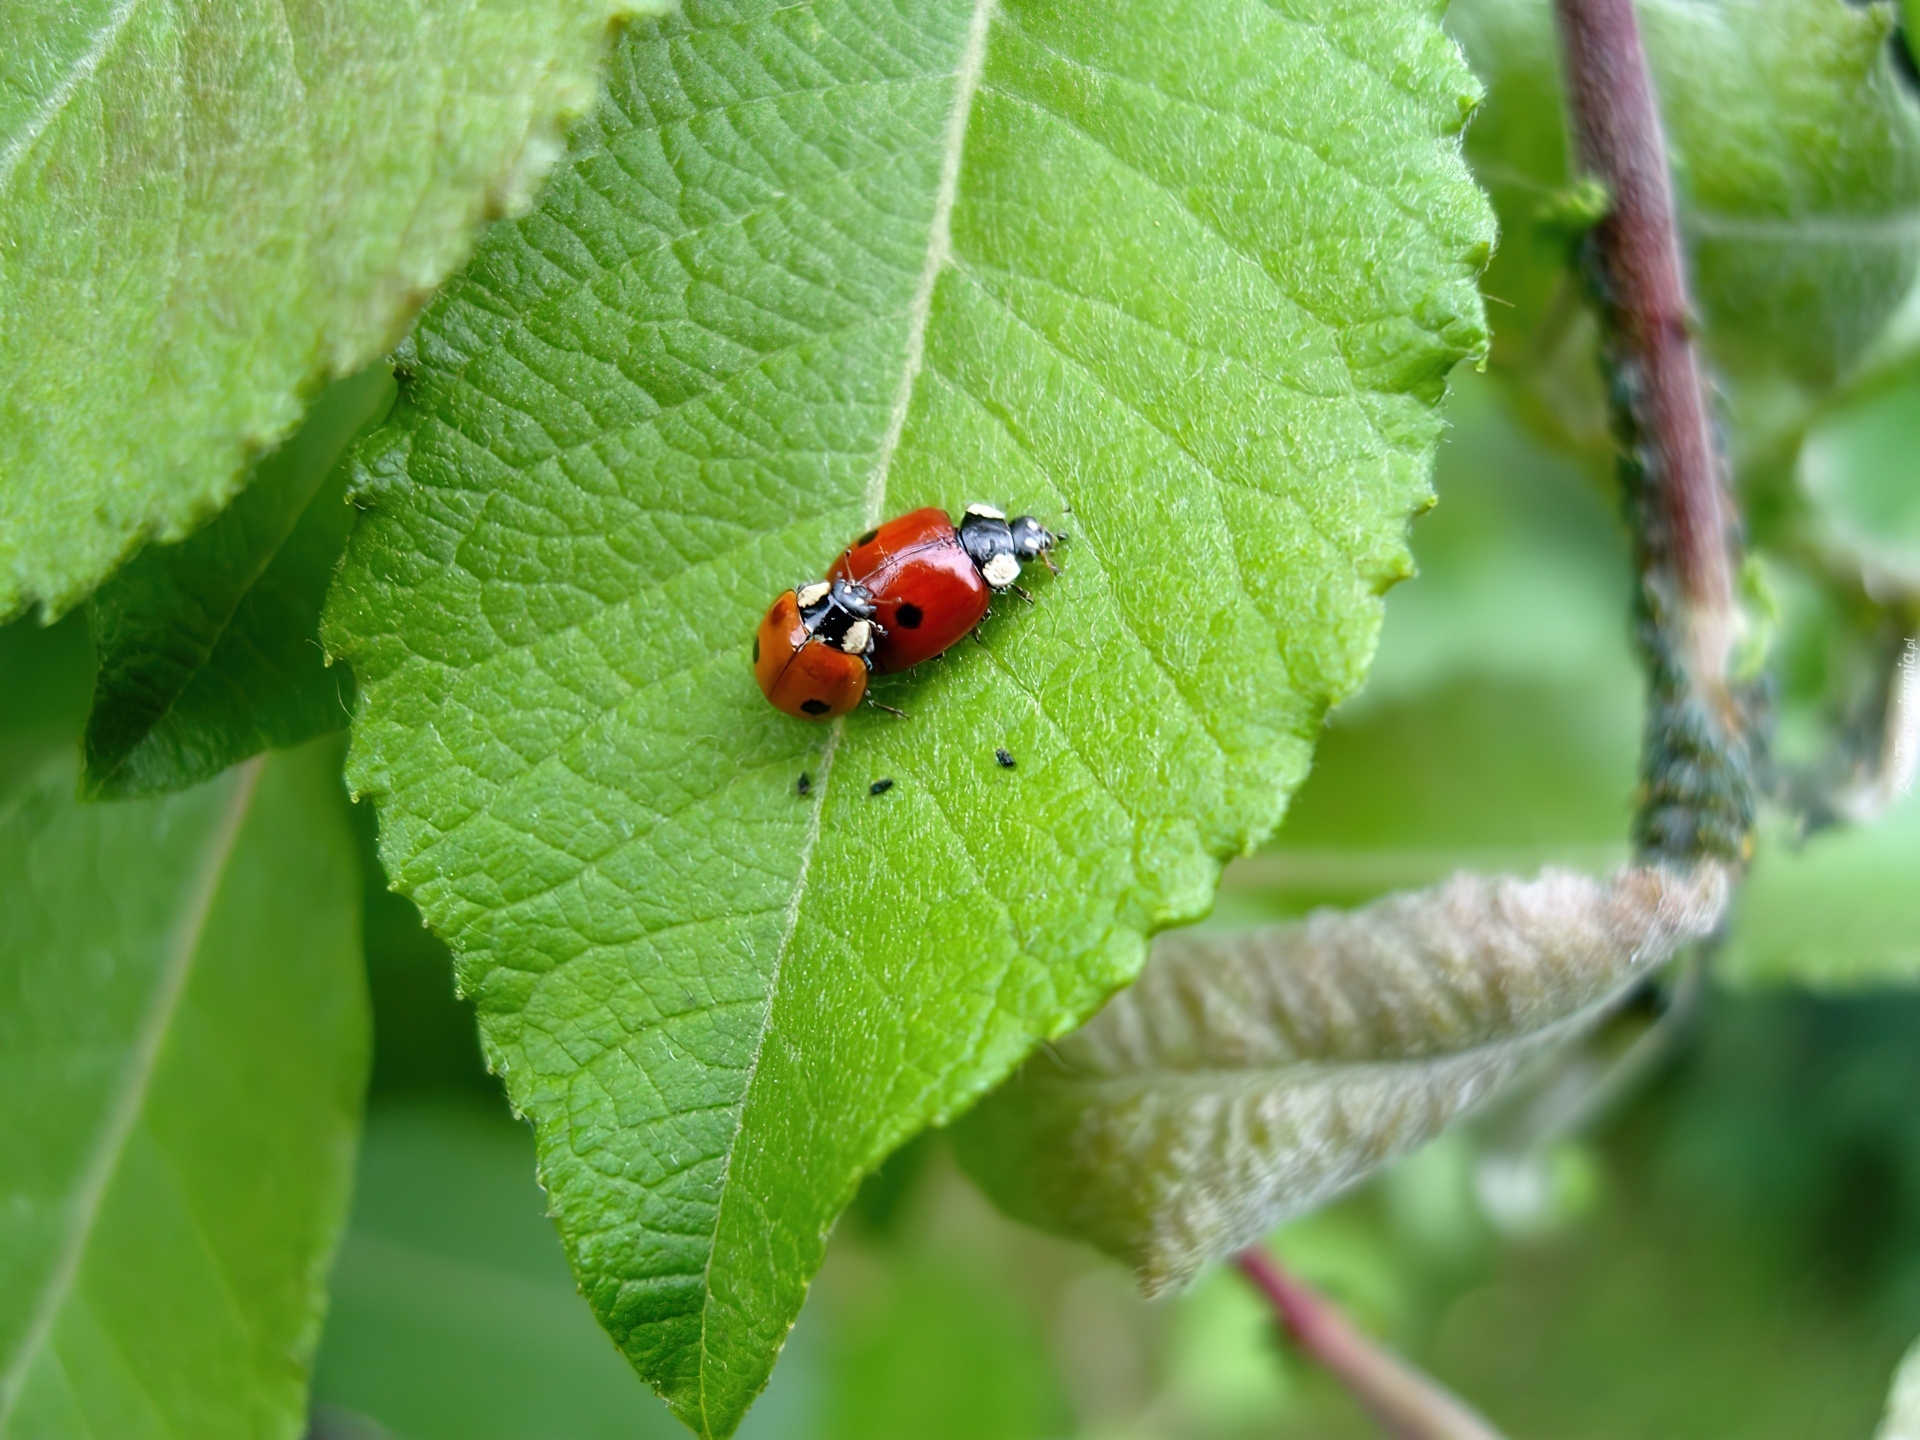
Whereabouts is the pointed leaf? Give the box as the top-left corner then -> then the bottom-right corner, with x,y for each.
0,0 -> 666,621
83,369 -> 396,799
324,1 -> 1492,1431
0,742 -> 367,1438
952,866 -> 1729,1294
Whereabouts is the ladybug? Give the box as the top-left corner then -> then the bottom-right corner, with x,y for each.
827,503 -> 1060,673
752,579 -> 882,720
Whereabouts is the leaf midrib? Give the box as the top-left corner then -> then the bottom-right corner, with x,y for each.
0,0 -> 144,193
689,0 -> 999,1430
0,758 -> 263,1426
1684,204 -> 1920,243
1041,990 -> 1631,1098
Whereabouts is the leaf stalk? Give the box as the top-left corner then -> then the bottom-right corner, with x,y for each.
1553,0 -> 1761,863
1235,1247 -> 1508,1440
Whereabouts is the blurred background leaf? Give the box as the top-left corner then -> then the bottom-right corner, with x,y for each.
1798,359 -> 1920,591
312,1097 -> 717,1440
1721,795 -> 1920,988
0,738 -> 366,1440
955,866 -> 1725,1294
1449,0 -> 1920,472
83,368 -> 396,798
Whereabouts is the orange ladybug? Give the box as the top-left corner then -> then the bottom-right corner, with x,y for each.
752,579 -> 881,720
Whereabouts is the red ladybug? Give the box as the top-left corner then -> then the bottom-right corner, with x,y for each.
753,579 -> 881,720
827,503 -> 1060,673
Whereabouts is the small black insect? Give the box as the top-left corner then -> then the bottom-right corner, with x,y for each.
869,778 -> 895,796
796,772 -> 812,797
995,748 -> 1016,768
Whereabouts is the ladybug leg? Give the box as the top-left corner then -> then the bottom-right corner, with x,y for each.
1039,551 -> 1059,575
1010,583 -> 1036,605
969,627 -> 989,647
865,696 -> 909,719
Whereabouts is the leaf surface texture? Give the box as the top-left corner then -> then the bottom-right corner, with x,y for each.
0,0 -> 661,619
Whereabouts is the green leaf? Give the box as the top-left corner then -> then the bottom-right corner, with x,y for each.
313,1097 -> 695,1440
1797,360 -> 1920,589
0,0 -> 667,622
0,738 -> 367,1438
1452,0 -> 1920,397
0,612 -> 95,795
953,866 -> 1727,1294
819,1252 -> 1070,1440
1720,796 -> 1920,989
82,368 -> 396,799
323,1 -> 1492,1431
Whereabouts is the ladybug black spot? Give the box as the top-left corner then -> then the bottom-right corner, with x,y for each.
857,528 -> 879,545
896,602 -> 924,629
752,637 -> 760,663
801,698 -> 831,716
869,778 -> 894,796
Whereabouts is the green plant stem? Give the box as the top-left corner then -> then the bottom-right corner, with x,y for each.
1554,0 -> 1759,863
1235,1248 -> 1507,1440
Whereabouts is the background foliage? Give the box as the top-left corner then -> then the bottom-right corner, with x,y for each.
3,0 -> 1919,1436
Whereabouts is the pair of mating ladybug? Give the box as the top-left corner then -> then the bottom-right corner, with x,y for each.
753,504 -> 1061,719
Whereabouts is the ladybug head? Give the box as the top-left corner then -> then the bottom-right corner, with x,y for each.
1007,514 -> 1059,561
959,504 -> 1063,588
797,578 -> 877,625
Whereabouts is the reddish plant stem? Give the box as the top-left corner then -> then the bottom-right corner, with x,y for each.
1235,1249 -> 1507,1440
1553,0 -> 1758,863
1554,0 -> 1736,685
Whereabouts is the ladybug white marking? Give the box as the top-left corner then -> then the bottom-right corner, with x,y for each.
981,553 -> 1021,589
796,581 -> 831,607
965,502 -> 1006,521
839,619 -> 874,655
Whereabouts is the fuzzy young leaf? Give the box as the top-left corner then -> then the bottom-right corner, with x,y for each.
324,1 -> 1492,1432
953,866 -> 1729,1294
83,369 -> 395,799
1453,0 -> 1920,394
0,0 -> 666,622
0,741 -> 367,1438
